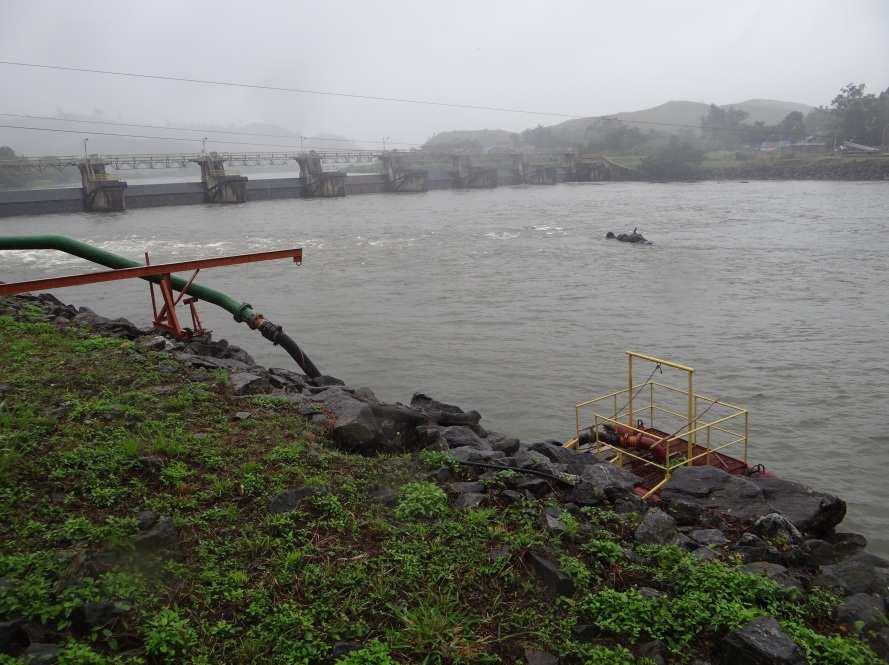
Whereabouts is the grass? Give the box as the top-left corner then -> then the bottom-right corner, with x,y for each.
0,304 -> 883,664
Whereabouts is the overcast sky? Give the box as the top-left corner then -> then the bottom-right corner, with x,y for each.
1,0 -> 888,153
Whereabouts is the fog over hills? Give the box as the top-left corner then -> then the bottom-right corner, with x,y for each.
425,98 -> 815,149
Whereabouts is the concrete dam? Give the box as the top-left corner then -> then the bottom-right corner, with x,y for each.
0,150 -> 639,218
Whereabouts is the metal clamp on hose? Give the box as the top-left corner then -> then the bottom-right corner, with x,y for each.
259,320 -> 284,346
232,302 -> 253,323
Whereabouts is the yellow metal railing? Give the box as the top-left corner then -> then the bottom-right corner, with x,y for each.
567,352 -> 749,499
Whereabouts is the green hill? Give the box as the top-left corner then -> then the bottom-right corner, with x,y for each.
425,98 -> 814,149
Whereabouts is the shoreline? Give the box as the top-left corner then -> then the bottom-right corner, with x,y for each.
2,292 -> 887,662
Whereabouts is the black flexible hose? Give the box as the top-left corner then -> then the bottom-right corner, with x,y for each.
258,319 -> 321,378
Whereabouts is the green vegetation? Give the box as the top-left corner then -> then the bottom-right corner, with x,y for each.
0,306 -> 883,663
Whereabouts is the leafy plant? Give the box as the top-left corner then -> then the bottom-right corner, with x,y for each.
144,608 -> 197,662
335,639 -> 397,664
395,482 -> 448,520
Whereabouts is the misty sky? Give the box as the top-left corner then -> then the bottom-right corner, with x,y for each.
1,0 -> 888,154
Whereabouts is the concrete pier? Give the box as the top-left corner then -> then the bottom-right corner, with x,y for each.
78,160 -> 127,212
197,153 -> 248,203
451,155 -> 498,189
380,153 -> 428,192
296,151 -> 346,197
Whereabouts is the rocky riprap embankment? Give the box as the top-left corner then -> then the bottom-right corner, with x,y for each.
3,292 -> 888,663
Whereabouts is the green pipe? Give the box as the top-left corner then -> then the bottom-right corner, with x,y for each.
0,234 -> 321,377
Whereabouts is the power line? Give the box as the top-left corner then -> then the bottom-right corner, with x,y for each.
0,60 -> 780,136
0,112 -> 422,148
0,124 -> 389,151
0,59 -> 582,119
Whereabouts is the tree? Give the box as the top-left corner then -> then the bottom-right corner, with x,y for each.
639,136 -> 704,180
774,112 -> 806,142
700,105 -> 750,148
824,83 -> 889,145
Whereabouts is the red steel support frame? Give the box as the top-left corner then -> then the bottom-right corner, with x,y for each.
0,247 -> 303,340
0,248 -> 302,295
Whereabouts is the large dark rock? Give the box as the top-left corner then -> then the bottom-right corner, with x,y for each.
511,450 -> 558,476
486,433 -> 520,455
450,446 -> 505,465
22,643 -> 61,665
0,618 -> 27,655
834,593 -> 886,632
71,601 -> 127,632
439,426 -> 488,450
579,463 -> 640,499
523,647 -> 559,665
309,388 -> 380,452
454,493 -> 488,510
812,552 -> 889,597
527,550 -> 575,598
184,338 -> 254,365
751,512 -> 803,543
720,616 -> 806,664
133,515 -> 177,551
409,393 -> 483,430
268,486 -> 318,514
635,508 -> 678,545
267,367 -> 308,391
689,528 -> 728,547
661,467 -> 845,536
229,372 -> 270,396
741,562 -> 803,590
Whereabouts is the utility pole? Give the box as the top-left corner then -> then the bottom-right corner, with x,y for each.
201,137 -> 207,155
382,136 -> 389,151
82,138 -> 88,158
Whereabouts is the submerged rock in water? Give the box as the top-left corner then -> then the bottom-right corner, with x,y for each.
606,229 -> 652,244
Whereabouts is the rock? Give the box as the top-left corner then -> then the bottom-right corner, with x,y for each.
635,508 -> 678,545
515,477 -> 551,498
448,481 -> 485,494
450,446 -> 505,465
440,426 -> 488,450
429,467 -> 453,483
134,515 -> 177,551
614,494 -> 645,515
501,490 -> 524,505
812,552 -> 889,597
487,433 -> 520,455
410,393 -> 482,429
832,532 -> 868,559
410,392 -> 465,415
310,374 -> 346,387
185,338 -> 254,365
512,450 -> 557,475
579,463 -> 640,500
800,539 -> 837,566
229,372 -> 270,396
689,528 -> 728,547
310,389 -> 380,452
750,513 -> 803,546
136,455 -> 164,471
720,616 -> 806,665
136,510 -> 159,530
638,587 -> 663,599
523,647 -> 559,665
540,512 -> 566,534
267,367 -> 308,391
331,642 -> 362,659
661,467 -> 845,536
564,480 -> 606,506
661,496 -> 704,526
692,547 -> 720,562
71,601 -> 127,632
22,643 -> 61,664
638,640 -> 666,665
835,593 -> 886,632
233,411 -> 251,421
268,487 -> 317,514
731,533 -> 781,564
0,618 -> 27,655
369,488 -> 398,507
741,562 -> 803,590
352,387 -> 377,403
138,335 -> 169,351
527,550 -> 575,598
454,493 -> 488,509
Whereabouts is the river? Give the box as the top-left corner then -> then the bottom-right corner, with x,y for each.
2,180 -> 888,553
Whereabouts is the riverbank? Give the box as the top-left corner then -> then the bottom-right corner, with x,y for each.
1,293 -> 886,664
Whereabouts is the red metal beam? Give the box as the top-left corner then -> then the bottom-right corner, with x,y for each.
0,247 -> 302,296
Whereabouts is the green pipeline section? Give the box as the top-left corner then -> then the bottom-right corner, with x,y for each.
0,235 -> 321,378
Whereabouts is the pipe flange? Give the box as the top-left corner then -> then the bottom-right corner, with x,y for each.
232,302 -> 253,323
